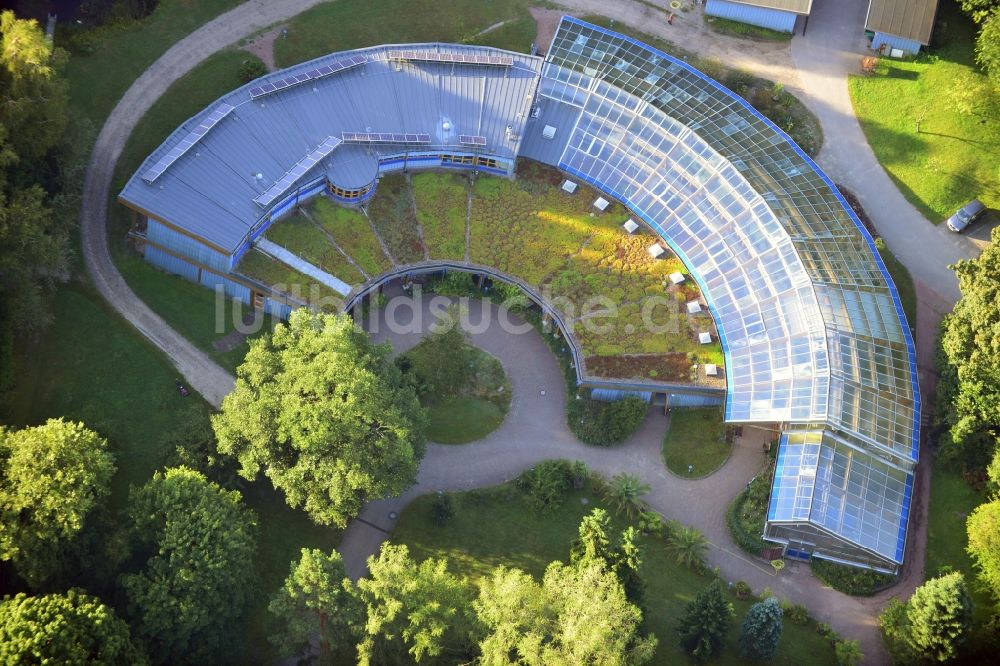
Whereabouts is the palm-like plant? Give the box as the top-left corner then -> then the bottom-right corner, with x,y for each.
668,525 -> 709,570
605,472 -> 651,520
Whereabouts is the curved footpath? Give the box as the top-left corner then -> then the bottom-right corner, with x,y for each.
76,1 -> 985,662
350,296 -> 888,663
80,0 -> 329,407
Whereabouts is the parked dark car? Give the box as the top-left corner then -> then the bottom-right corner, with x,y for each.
946,199 -> 987,233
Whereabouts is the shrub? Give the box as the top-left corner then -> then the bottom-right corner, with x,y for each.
638,510 -> 666,537
568,396 -> 647,446
518,460 -> 573,514
835,639 -> 863,666
430,271 -> 478,296
810,558 -> 897,597
239,56 -> 267,82
879,597 -> 916,664
816,622 -> 833,638
667,525 -> 709,571
734,581 -> 752,600
726,470 -> 771,555
604,473 -> 650,520
431,493 -> 455,526
778,599 -> 809,626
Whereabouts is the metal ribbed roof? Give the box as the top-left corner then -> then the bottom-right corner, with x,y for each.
119,44 -> 542,253
865,0 -> 939,44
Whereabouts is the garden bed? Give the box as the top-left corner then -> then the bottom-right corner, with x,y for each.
411,172 -> 469,260
312,198 -> 392,276
263,212 -> 365,285
366,174 -> 425,264
234,249 -> 342,309
727,463 -> 773,555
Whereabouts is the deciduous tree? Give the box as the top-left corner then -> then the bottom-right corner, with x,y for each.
268,548 -> 362,660
355,543 -> 474,664
213,310 -> 427,527
677,579 -> 734,663
0,590 -> 147,665
121,467 -> 256,664
0,419 -> 115,587
474,561 -> 657,665
967,499 -> 1000,598
961,0 -> 1000,23
977,8 -> 1000,89
938,227 -> 1000,469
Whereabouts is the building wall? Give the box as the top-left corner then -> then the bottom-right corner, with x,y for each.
143,236 -> 297,321
147,220 -> 232,273
705,0 -> 799,33
871,31 -> 923,55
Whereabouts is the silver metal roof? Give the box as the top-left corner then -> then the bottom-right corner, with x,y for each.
119,44 -> 543,253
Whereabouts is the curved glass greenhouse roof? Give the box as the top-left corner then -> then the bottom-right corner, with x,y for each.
520,17 -> 920,571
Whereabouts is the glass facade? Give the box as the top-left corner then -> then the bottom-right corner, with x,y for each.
538,18 -> 920,571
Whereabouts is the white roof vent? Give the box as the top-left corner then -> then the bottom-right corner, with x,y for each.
705,364 -> 719,377
593,197 -> 609,212
686,301 -> 703,314
623,219 -> 639,234
561,180 -> 578,194
699,332 -> 713,344
647,243 -> 665,259
542,124 -> 557,140
669,272 -> 685,284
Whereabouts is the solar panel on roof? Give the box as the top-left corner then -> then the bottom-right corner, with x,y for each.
142,103 -> 235,183
458,134 -> 487,147
340,132 -> 431,144
253,136 -> 342,208
387,49 -> 514,67
248,55 -> 368,99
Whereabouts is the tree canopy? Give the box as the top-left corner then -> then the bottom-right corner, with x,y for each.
268,548 -> 362,660
960,0 -> 1000,23
569,508 -> 644,605
938,227 -> 1000,469
967,498 -> 1000,599
121,467 -> 257,664
0,589 -> 147,665
905,572 -> 973,662
355,543 -> 474,664
213,310 -> 427,527
0,419 -> 115,587
0,11 -> 72,335
677,579 -> 734,663
474,561 -> 657,665
977,8 -> 1000,90
739,597 -> 783,661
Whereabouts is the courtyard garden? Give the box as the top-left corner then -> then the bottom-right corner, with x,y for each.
399,311 -> 512,444
849,1 -> 1000,222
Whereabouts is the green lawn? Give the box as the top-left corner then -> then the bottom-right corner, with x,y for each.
426,397 -> 506,444
876,238 -> 918,327
235,249 -> 345,309
924,465 -> 994,657
273,0 -> 534,67
849,1 -> 1000,222
662,407 -> 731,477
118,256 -> 274,374
392,481 -> 839,665
64,0 -> 244,129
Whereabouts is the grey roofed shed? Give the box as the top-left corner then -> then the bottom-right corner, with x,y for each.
119,43 -> 543,255
865,0 -> 939,45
